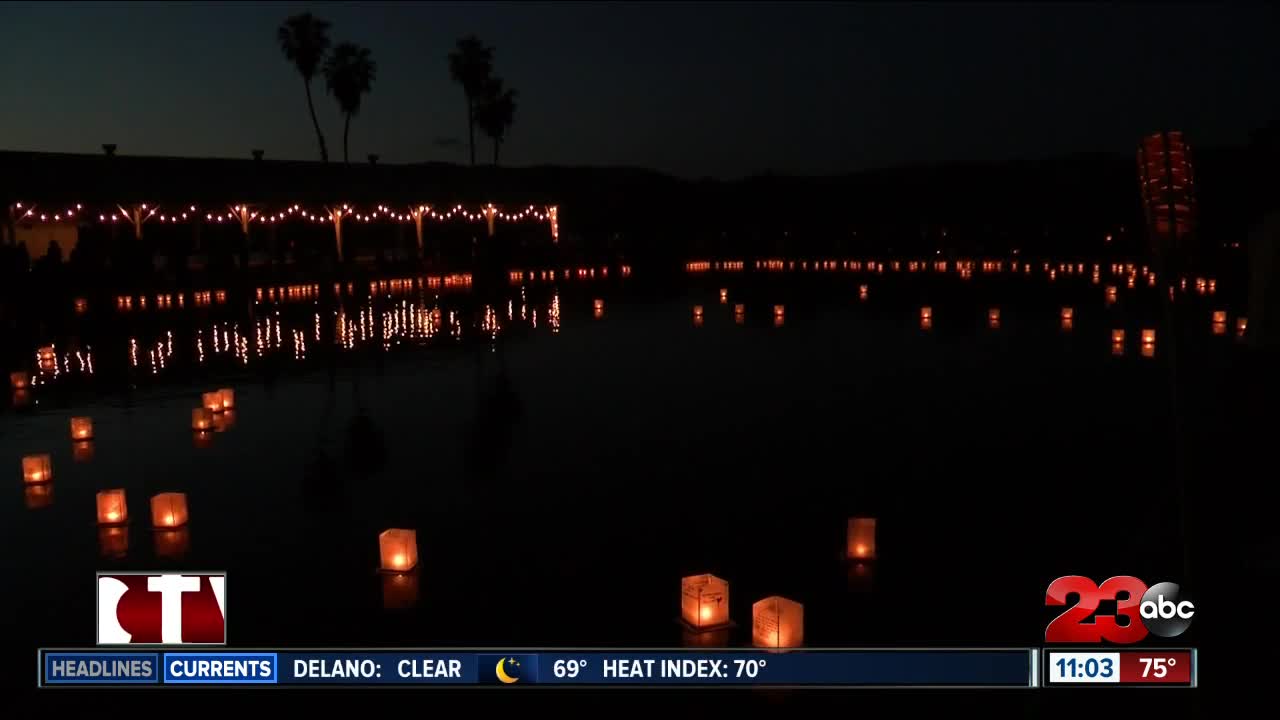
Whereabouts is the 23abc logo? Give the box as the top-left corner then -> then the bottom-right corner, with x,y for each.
1045,576 -> 1194,643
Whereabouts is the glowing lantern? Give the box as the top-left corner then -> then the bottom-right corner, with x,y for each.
752,596 -> 803,649
202,392 -> 224,413
1212,311 -> 1227,324
25,483 -> 53,509
1208,279 -> 1216,294
22,454 -> 52,484
1061,307 -> 1073,321
379,528 -> 418,572
73,440 -> 94,463
150,492 -> 189,528
693,305 -> 704,320
97,489 -> 128,525
154,528 -> 190,559
1142,329 -> 1156,346
988,308 -> 1001,329
212,410 -> 236,433
38,347 -> 56,372
593,299 -> 605,320
217,388 -> 235,411
382,571 -> 420,610
99,526 -> 128,558
859,284 -> 868,300
10,371 -> 29,390
920,307 -> 932,320
1112,329 -> 1126,345
192,408 -> 213,431
70,416 -> 93,441
719,289 -> 728,304
847,517 -> 877,560
74,298 -> 88,314
681,574 -> 730,629
774,305 -> 785,318
1237,317 -> 1249,337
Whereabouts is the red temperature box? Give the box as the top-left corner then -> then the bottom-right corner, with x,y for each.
1119,651 -> 1193,685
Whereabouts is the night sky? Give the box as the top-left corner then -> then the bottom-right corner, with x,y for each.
1,2 -> 1277,178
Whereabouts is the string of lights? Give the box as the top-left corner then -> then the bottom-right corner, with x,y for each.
8,202 -> 558,227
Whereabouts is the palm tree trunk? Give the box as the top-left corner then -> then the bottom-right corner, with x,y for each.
304,81 -> 329,163
467,99 -> 476,166
343,114 -> 351,165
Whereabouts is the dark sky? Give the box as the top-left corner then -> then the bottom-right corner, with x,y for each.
1,2 -> 1276,178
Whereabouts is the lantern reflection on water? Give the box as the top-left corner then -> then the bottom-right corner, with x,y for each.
97,489 -> 128,525
154,527 -> 191,559
10,371 -> 29,390
202,392 -> 224,414
73,440 -> 94,463
752,596 -> 803,649
192,408 -> 213,431
683,627 -> 730,648
847,517 -> 877,560
681,574 -> 730,630
22,454 -> 52,484
99,526 -> 128,558
25,482 -> 53,509
70,416 -> 93,441
382,571 -> 420,609
379,528 -> 418,572
151,492 -> 189,528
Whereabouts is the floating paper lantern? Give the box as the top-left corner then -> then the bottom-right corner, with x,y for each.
202,392 -> 224,413
1212,321 -> 1226,336
217,388 -> 235,411
25,483 -> 53,509
154,527 -> 190,559
1061,307 -> 1073,321
988,308 -> 1000,329
847,517 -> 877,560
1112,329 -> 1126,345
150,492 -> 189,528
1212,311 -> 1227,324
22,454 -> 52,484
74,298 -> 88,314
70,416 -> 93,441
212,410 -> 236,433
593,299 -> 605,320
97,489 -> 128,525
681,574 -> 730,629
692,305 -> 704,325
920,307 -> 932,320
382,571 -> 419,609
719,289 -> 728,304
73,440 -> 95,463
379,528 -> 418,572
1237,317 -> 1248,337
752,596 -> 803,649
774,305 -> 785,318
10,371 -> 29,390
859,285 -> 868,300
192,408 -> 213,431
99,526 -> 128,559
1141,329 -> 1156,346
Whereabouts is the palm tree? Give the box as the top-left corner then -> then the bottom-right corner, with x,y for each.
448,35 -> 494,166
476,78 -> 518,167
277,13 -> 332,163
323,43 -> 377,165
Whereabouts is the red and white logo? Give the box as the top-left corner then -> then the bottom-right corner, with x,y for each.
96,573 -> 226,645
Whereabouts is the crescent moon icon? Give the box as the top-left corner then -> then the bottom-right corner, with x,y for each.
495,657 -> 519,684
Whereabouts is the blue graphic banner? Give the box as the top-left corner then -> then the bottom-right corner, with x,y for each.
38,648 -> 1035,687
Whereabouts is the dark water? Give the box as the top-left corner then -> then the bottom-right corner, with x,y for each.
0,263 -> 1265,707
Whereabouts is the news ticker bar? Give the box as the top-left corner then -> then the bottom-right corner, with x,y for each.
36,648 -> 1196,688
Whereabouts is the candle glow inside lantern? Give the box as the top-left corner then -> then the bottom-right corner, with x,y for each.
847,517 -> 877,560
97,489 -> 128,525
1112,329 -> 1126,345
719,289 -> 728,304
681,574 -> 730,629
202,392 -> 224,413
150,492 -> 189,528
10,371 -> 29,390
217,388 -> 235,411
1212,311 -> 1227,324
1142,329 -> 1156,346
22,454 -> 52,484
593,299 -> 605,319
774,305 -> 785,318
1237,317 -> 1248,336
70,416 -> 93,440
752,596 -> 803,649
192,408 -> 213,431
859,284 -> 868,300
379,528 -> 418,572
1061,307 -> 1073,321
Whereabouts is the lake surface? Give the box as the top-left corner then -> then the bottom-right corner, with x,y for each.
0,260 -> 1263,698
